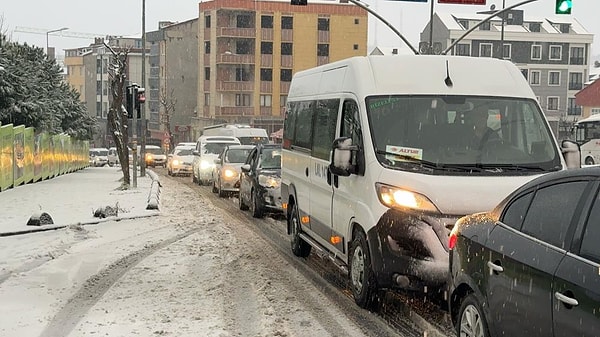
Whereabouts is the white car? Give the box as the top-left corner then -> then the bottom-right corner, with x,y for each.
107,147 -> 119,167
167,146 -> 194,176
89,148 -> 109,167
192,136 -> 241,186
212,144 -> 255,197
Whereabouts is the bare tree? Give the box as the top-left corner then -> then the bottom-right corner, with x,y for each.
159,88 -> 177,149
105,43 -> 131,188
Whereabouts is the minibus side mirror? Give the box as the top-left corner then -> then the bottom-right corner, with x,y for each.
329,137 -> 358,176
561,139 -> 581,169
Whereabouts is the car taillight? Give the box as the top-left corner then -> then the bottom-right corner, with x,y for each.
448,232 -> 457,250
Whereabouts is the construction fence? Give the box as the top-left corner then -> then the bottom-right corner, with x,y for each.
0,123 -> 90,192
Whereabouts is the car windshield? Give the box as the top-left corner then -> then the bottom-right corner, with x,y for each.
174,148 -> 193,156
146,148 -> 163,155
204,143 -> 235,155
366,95 -> 562,174
90,150 -> 108,156
259,148 -> 281,169
226,149 -> 252,163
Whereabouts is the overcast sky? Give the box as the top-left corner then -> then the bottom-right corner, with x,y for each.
1,0 -> 598,57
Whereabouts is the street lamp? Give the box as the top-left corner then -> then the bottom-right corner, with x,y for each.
46,27 -> 69,55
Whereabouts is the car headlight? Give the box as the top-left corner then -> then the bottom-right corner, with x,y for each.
222,168 -> 238,179
258,174 -> 280,188
375,183 -> 438,213
200,160 -> 213,170
172,159 -> 180,166
146,154 -> 153,160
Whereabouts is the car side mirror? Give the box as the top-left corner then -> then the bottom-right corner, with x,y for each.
561,139 -> 581,169
193,150 -> 199,156
241,164 -> 251,173
329,137 -> 357,177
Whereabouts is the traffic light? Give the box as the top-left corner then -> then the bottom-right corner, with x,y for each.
555,0 -> 572,14
126,85 -> 135,119
135,87 -> 145,119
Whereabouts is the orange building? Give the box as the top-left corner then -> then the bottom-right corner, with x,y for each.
193,0 -> 368,138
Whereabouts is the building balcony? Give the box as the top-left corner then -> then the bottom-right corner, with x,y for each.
218,53 -> 255,65
261,28 -> 273,41
217,106 -> 255,116
217,27 -> 256,38
280,81 -> 290,93
260,106 -> 272,116
217,80 -> 254,92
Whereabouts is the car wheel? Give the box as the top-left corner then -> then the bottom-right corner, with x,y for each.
349,229 -> 381,311
290,203 -> 311,258
585,157 -> 595,165
218,180 -> 227,198
239,191 -> 249,210
192,172 -> 198,183
168,169 -> 172,176
457,293 -> 490,337
212,179 -> 218,193
250,189 -> 263,218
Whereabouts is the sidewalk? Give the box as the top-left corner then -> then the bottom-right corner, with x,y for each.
0,167 -> 160,236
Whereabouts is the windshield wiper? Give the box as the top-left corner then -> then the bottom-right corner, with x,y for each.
477,164 -> 548,172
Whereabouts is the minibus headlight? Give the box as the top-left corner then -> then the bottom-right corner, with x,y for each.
200,160 -> 213,170
375,183 -> 438,213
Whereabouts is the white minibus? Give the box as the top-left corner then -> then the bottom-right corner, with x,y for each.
281,55 -> 580,310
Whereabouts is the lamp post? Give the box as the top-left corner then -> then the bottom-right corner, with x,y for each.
46,27 -> 69,56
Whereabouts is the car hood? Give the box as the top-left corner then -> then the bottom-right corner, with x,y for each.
377,169 -> 544,215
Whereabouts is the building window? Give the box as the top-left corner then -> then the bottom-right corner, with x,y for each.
236,94 -> 251,107
281,69 -> 292,82
547,97 -> 559,111
531,44 -> 541,60
503,44 -> 511,59
560,23 -> 570,33
456,43 -> 470,56
570,47 -> 584,65
549,45 -> 562,60
96,59 -> 102,74
96,102 -> 102,117
353,44 -> 359,50
204,93 -> 210,106
281,95 -> 287,107
567,97 -> 581,116
260,68 -> 272,81
205,67 -> 210,80
260,95 -> 272,107
236,66 -> 250,81
521,69 -> 528,80
530,70 -> 541,85
261,15 -> 273,28
458,19 -> 468,29
568,72 -> 583,90
479,43 -> 493,57
281,43 -> 293,55
592,108 -> 600,115
318,17 -> 330,31
205,15 -> 211,28
317,44 -> 329,57
354,18 -> 359,25
548,71 -> 560,86
204,41 -> 210,54
529,22 -> 541,32
480,21 -> 491,31
261,42 -> 273,55
282,16 -> 293,29
236,14 -> 252,28
96,80 -> 102,95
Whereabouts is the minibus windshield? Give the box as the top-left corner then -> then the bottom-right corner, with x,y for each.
366,95 -> 562,173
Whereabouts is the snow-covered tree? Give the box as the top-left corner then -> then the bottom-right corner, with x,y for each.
0,32 -> 96,139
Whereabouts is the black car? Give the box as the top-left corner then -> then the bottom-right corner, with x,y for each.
448,167 -> 600,337
238,143 -> 283,218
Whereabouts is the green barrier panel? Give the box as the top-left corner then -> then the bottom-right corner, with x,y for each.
41,133 -> 50,180
24,127 -> 34,184
33,132 -> 43,182
52,134 -> 60,178
13,125 -> 25,187
0,124 -> 13,191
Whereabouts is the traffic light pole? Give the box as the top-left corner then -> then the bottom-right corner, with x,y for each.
131,85 -> 138,188
140,0 -> 147,177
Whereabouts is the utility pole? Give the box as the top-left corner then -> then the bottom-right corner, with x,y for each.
140,0 -> 147,176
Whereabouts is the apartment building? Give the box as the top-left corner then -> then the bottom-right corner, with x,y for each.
194,0 -> 368,139
421,10 -> 594,138
146,19 -> 198,146
64,37 -> 149,147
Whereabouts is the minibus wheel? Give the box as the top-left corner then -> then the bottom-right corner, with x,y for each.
349,230 -> 381,311
290,204 -> 311,257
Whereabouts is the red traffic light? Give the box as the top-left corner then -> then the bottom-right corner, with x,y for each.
136,88 -> 146,103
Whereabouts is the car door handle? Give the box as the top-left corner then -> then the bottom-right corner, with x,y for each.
555,292 -> 579,307
486,261 -> 504,273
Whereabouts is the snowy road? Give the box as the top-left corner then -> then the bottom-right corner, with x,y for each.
0,170 -> 454,337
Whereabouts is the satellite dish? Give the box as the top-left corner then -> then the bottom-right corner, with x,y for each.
490,4 -> 496,10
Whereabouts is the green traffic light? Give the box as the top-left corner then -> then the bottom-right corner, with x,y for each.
556,0 -> 572,14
